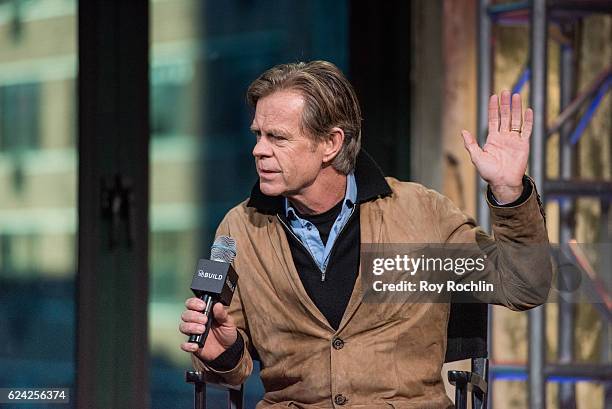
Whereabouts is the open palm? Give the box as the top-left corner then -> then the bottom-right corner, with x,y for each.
462,90 -> 533,203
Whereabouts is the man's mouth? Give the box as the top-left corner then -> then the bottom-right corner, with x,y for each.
259,168 -> 280,174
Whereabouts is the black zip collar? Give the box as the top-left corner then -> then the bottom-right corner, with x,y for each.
246,149 -> 393,215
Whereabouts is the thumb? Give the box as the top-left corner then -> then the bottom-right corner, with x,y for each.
461,130 -> 482,161
212,302 -> 231,325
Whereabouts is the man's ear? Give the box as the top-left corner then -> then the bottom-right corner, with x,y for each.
321,127 -> 345,164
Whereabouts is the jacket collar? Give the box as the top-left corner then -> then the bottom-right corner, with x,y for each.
246,149 -> 392,215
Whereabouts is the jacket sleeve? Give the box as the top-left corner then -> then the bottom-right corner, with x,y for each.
432,176 -> 553,311
190,212 -> 254,385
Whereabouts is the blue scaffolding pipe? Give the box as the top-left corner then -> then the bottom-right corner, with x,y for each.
548,67 -> 612,137
491,365 -> 612,383
512,66 -> 531,95
487,1 -> 530,17
570,77 -> 612,145
492,373 -> 611,383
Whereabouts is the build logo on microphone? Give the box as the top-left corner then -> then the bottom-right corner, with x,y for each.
198,269 -> 223,280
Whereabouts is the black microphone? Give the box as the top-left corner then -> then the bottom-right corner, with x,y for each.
188,236 -> 239,348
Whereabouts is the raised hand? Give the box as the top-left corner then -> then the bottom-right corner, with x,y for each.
461,90 -> 533,204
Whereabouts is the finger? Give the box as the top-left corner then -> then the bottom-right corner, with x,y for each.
181,310 -> 208,324
185,297 -> 206,312
180,342 -> 200,353
179,322 -> 205,336
212,302 -> 231,325
522,108 -> 534,138
461,130 -> 483,161
499,90 -> 511,132
488,94 -> 499,132
511,93 -> 522,132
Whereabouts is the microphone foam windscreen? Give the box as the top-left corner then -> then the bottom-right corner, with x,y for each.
210,236 -> 237,263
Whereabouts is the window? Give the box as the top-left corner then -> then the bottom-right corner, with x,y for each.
0,0 -> 76,402
0,82 -> 40,151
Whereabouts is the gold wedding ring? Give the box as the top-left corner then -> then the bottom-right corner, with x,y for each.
511,127 -> 521,133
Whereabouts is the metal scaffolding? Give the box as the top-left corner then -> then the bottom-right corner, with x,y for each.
477,1 -> 612,408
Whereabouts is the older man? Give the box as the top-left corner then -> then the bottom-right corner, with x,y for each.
179,61 -> 551,408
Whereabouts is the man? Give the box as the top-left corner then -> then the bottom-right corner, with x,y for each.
179,61 -> 552,408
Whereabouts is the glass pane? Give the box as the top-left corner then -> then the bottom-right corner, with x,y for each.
0,0 -> 77,407
149,0 -> 348,407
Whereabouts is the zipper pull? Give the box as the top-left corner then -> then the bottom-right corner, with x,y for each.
321,269 -> 326,282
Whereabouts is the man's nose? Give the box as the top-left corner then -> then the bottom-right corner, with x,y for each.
252,136 -> 272,158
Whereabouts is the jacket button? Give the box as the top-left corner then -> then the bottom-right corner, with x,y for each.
332,337 -> 344,350
334,394 -> 347,405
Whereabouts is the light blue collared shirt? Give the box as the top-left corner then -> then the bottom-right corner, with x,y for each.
285,173 -> 357,281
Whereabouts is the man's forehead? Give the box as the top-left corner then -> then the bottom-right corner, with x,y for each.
249,122 -> 291,135
252,91 -> 304,129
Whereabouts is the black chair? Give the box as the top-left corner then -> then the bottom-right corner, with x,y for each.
446,302 -> 489,409
185,370 -> 245,409
186,302 -> 489,409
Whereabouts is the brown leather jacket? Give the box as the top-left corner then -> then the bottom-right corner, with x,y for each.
192,156 -> 552,409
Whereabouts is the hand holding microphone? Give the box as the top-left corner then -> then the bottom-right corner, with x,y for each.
179,236 -> 239,362
180,298 -> 238,361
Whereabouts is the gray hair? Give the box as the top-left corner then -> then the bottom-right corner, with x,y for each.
246,61 -> 362,174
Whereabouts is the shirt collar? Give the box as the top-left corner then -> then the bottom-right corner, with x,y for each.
247,149 -> 392,214
285,172 -> 357,220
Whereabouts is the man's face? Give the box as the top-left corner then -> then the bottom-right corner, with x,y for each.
251,90 -> 326,197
